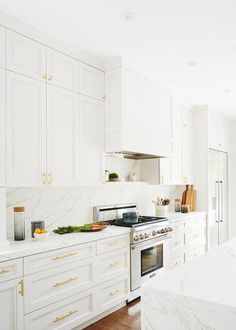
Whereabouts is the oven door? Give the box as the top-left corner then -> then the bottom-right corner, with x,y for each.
130,236 -> 171,291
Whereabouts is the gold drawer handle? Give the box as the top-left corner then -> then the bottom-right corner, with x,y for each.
109,240 -> 119,246
0,269 -> 10,275
109,289 -> 121,297
53,277 -> 78,288
19,280 -> 24,296
53,252 -> 77,261
109,261 -> 120,268
53,310 -> 78,323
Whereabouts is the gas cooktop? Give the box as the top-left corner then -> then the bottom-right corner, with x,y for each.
107,215 -> 167,228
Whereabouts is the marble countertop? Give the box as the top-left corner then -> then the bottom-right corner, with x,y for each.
142,238 -> 236,330
0,226 -> 130,262
166,211 -> 206,222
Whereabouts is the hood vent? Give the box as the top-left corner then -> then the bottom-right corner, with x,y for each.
106,151 -> 160,160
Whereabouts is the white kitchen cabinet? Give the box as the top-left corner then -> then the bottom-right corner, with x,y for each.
78,95 -> 105,184
47,85 -> 79,186
79,63 -> 105,101
6,31 -> 46,81
182,129 -> 194,184
0,69 -> 5,187
0,277 -> 24,330
105,63 -> 172,157
140,158 -> 171,184
6,72 -> 46,186
0,26 -> 5,68
47,48 -> 79,92
208,112 -> 229,151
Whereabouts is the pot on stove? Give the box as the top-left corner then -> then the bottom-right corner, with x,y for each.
122,212 -> 139,224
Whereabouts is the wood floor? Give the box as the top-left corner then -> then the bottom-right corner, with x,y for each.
85,298 -> 141,330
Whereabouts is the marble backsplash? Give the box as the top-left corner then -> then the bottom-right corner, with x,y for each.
6,184 -> 184,239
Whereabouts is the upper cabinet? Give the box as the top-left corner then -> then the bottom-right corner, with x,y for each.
47,48 -> 79,91
0,26 -> 5,68
6,31 -> 46,81
209,112 -> 229,151
105,62 -> 172,157
6,72 -> 47,186
79,63 -> 105,101
0,69 -> 5,187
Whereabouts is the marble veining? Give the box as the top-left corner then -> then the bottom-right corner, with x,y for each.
142,238 -> 236,330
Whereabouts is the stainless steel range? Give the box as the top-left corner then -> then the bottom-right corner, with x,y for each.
93,203 -> 173,301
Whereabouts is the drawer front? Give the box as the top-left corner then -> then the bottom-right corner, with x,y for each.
24,258 -> 96,313
96,274 -> 129,313
185,216 -> 205,229
25,288 -> 95,330
185,227 -> 205,245
169,254 -> 185,269
97,234 -> 130,254
185,245 -> 205,262
96,247 -> 130,283
0,258 -> 23,283
171,221 -> 185,233
24,242 -> 96,274
170,233 -> 185,251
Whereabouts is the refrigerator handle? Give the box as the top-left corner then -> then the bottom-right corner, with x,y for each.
215,181 -> 219,223
220,181 -> 223,222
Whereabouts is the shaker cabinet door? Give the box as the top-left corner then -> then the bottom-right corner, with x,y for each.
6,72 -> 47,186
47,85 -> 79,185
6,31 -> 46,81
0,26 -> 5,68
0,69 -> 5,187
79,63 -> 105,101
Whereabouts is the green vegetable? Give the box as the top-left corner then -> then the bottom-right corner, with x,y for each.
109,172 -> 118,180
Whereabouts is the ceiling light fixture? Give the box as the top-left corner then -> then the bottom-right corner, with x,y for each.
186,60 -> 196,67
121,11 -> 135,22
222,89 -> 230,93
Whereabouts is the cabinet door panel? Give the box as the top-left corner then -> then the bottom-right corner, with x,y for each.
0,69 -> 5,186
78,95 -> 105,184
218,117 -> 229,150
208,112 -> 218,148
79,63 -> 104,100
6,72 -> 46,186
47,85 -> 79,185
182,129 -> 194,184
0,26 -> 5,68
6,31 -> 46,81
171,106 -> 183,184
47,48 -> 79,91
0,278 -> 24,330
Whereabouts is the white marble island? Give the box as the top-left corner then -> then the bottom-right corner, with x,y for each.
142,238 -> 236,330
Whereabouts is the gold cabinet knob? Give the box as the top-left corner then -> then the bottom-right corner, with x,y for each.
48,75 -> 52,81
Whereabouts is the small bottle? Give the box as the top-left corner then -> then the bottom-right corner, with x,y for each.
14,207 -> 25,241
175,199 -> 181,212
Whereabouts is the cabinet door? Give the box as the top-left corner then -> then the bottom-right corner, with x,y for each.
182,129 -> 194,184
171,106 -> 183,184
218,117 -> 229,151
0,69 -> 5,187
208,112 -> 218,148
6,31 -> 46,81
79,63 -> 105,101
159,158 -> 171,184
0,26 -> 5,68
47,48 -> 79,92
78,95 -> 105,184
0,278 -> 24,330
6,72 -> 46,186
47,85 -> 79,185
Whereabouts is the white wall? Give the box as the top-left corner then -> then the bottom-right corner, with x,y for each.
230,121 -> 236,238
6,185 -> 184,239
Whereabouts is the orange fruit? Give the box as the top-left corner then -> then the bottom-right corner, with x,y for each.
34,228 -> 41,234
40,229 -> 47,234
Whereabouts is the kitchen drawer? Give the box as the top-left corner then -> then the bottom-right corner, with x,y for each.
97,234 -> 130,254
169,254 -> 185,269
95,274 -> 129,314
24,242 -> 96,274
0,258 -> 23,283
25,288 -> 95,330
171,221 -> 185,233
185,216 -> 205,229
96,247 -> 130,283
170,233 -> 185,251
185,227 -> 205,245
24,257 -> 96,313
185,245 -> 205,262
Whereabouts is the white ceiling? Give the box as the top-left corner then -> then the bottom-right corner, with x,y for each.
0,0 -> 236,117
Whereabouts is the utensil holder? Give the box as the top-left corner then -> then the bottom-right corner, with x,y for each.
155,205 -> 168,218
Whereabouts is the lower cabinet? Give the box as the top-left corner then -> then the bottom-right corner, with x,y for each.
0,277 -> 24,330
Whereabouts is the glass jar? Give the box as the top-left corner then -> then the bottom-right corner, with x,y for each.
175,199 -> 181,212
14,207 -> 25,241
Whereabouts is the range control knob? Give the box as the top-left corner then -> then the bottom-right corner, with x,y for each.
134,235 -> 139,241
164,228 -> 169,233
152,230 -> 157,236
168,227 -> 173,231
139,234 -> 144,240
157,230 -> 161,234
144,233 -> 149,239
160,229 -> 165,234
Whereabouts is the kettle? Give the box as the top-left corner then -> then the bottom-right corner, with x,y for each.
122,212 -> 139,224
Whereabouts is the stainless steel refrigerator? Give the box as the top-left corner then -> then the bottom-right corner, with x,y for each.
209,149 -> 229,248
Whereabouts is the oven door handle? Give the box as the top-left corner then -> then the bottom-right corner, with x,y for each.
131,235 -> 171,249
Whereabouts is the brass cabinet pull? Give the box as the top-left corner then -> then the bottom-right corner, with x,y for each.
109,261 -> 120,268
42,172 -> 47,184
43,73 -> 47,80
52,252 -> 77,261
109,240 -> 119,246
47,172 -> 52,184
109,289 -> 121,297
18,280 -> 24,296
48,75 -> 52,81
53,310 -> 78,323
0,269 -> 9,275
53,276 -> 78,288
102,95 -> 106,100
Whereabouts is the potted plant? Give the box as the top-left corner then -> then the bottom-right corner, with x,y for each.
109,172 -> 119,182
